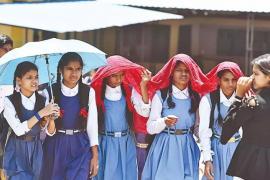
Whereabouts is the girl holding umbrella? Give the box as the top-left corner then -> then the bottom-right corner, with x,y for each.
3,61 -> 59,180
41,52 -> 99,180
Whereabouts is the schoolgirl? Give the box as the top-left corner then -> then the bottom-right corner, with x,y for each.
41,52 -> 98,180
3,61 -> 59,180
199,62 -> 243,180
91,55 -> 152,180
142,54 -> 209,180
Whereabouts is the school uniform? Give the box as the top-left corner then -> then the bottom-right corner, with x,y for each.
3,93 -> 45,180
96,85 -> 149,180
200,89 -> 241,180
142,86 -> 200,180
40,83 -> 98,180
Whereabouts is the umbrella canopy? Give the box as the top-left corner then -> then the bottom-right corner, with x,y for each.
0,38 -> 107,85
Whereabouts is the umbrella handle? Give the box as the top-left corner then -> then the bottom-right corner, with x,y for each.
45,55 -> 54,103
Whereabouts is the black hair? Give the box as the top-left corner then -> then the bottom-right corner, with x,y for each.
251,54 -> 270,75
163,81 -> 200,114
0,33 -> 13,47
55,52 -> 84,103
217,69 -> 232,79
11,61 -> 44,120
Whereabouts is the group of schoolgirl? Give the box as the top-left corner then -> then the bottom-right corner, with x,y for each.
4,50 -> 263,180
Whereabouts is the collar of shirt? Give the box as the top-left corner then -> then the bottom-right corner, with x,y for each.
61,82 -> 79,97
105,85 -> 122,101
20,92 -> 36,110
172,85 -> 189,99
220,89 -> 235,107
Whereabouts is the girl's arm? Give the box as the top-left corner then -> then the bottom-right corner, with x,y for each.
131,69 -> 152,117
4,97 -> 58,136
221,99 -> 254,144
46,117 -> 56,136
131,88 -> 150,117
87,88 -> 98,147
140,69 -> 151,104
89,145 -> 98,178
146,92 -> 167,135
221,76 -> 254,144
198,95 -> 213,162
87,88 -> 99,177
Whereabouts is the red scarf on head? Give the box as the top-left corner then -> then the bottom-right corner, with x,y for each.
91,55 -> 156,112
152,54 -> 210,94
205,61 -> 243,92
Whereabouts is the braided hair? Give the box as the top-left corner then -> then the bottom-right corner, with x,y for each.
55,52 -> 84,103
164,81 -> 200,114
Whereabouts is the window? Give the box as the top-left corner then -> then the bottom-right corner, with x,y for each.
178,25 -> 191,54
253,31 -> 270,57
217,29 -> 246,56
149,24 -> 170,62
117,24 -> 169,63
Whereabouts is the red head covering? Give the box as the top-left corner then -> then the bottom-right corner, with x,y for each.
91,55 -> 156,111
205,61 -> 243,92
152,54 -> 209,94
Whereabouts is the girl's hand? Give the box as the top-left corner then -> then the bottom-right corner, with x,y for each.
165,115 -> 178,127
89,155 -> 99,178
39,102 -> 60,118
46,115 -> 57,121
140,69 -> 152,86
40,117 -> 48,128
236,76 -> 253,97
204,161 -> 214,180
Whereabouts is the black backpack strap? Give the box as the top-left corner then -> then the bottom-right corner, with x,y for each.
209,89 -> 223,129
209,91 -> 217,129
80,84 -> 90,109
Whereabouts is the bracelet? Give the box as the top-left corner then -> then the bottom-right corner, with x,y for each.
235,96 -> 243,102
34,112 -> 42,121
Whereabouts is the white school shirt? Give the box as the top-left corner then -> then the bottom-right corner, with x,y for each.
199,89 -> 236,162
105,85 -> 151,117
147,85 -> 194,135
3,92 -> 41,136
42,83 -> 98,147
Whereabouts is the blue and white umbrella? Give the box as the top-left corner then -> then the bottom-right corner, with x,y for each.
0,38 -> 107,85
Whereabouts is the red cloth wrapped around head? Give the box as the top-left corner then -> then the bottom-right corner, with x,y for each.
91,55 -> 156,111
205,61 -> 243,91
152,54 -> 210,94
